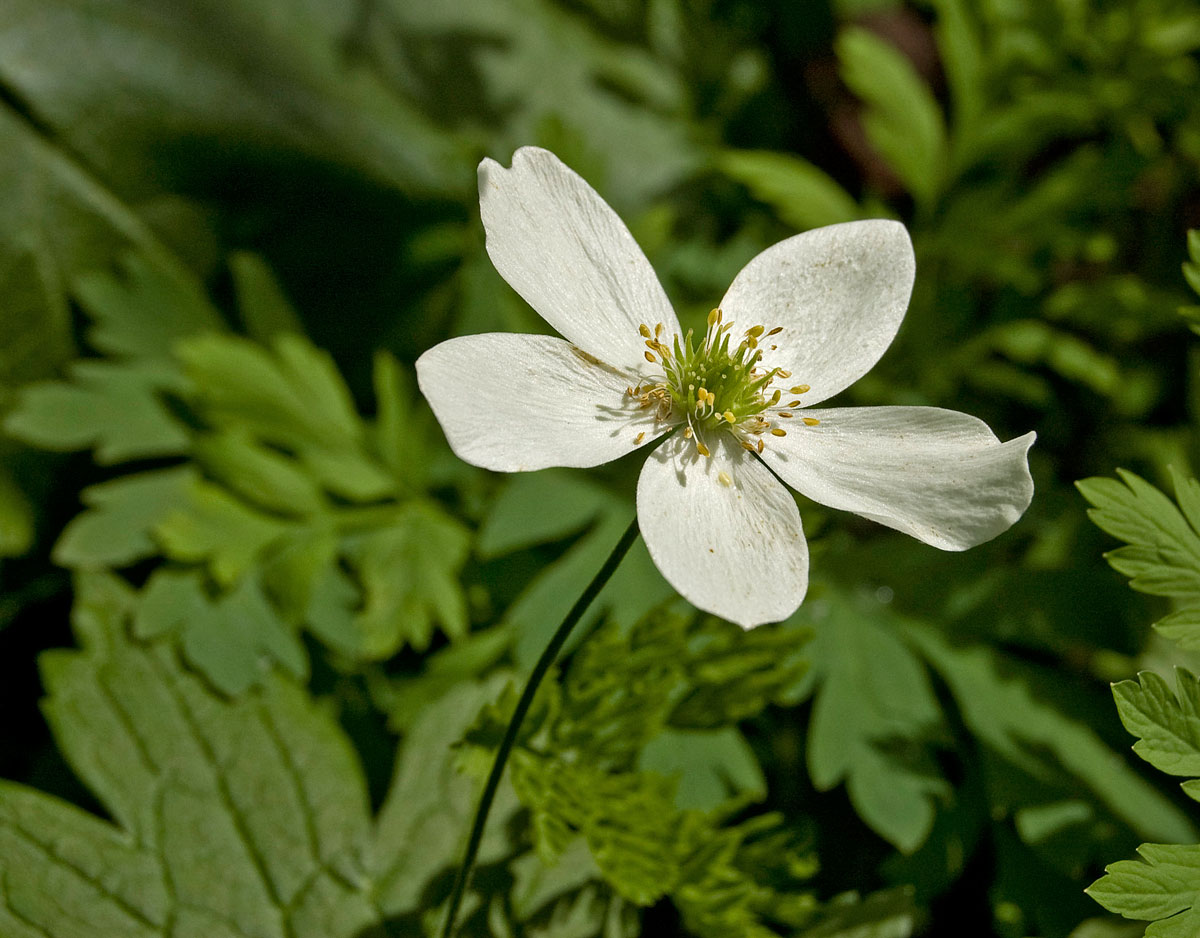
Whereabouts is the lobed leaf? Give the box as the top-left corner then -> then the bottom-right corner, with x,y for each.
1112,669 -> 1200,779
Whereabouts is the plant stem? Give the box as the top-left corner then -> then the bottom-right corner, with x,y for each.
438,515 -> 641,938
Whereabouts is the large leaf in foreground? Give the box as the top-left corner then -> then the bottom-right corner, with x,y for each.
0,572 -> 533,936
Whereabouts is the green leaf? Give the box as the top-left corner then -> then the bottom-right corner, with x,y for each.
372,673 -> 522,917
0,103 -> 178,388
1088,843 -> 1200,937
134,569 -> 307,696
3,571 -> 380,937
717,150 -> 860,231
1112,669 -> 1200,778
801,596 -> 949,854
836,27 -> 947,206
53,468 -> 195,569
229,252 -> 306,342
797,887 -> 919,938
75,252 -> 224,360
344,501 -> 471,657
0,0 -> 463,197
5,360 -> 190,464
637,728 -> 765,811
903,623 -> 1197,846
0,462 -> 35,558
1078,469 -> 1200,600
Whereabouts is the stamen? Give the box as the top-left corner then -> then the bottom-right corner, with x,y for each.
802,417 -> 820,426
791,384 -> 810,394
771,428 -> 787,437
696,441 -> 711,457
634,432 -> 645,444
718,470 -> 732,487
723,411 -> 736,424
639,324 -> 652,338
645,351 -> 657,363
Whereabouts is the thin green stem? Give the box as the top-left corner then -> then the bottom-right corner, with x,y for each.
438,515 -> 641,938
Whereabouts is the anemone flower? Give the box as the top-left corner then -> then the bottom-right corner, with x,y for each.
417,147 -> 1035,628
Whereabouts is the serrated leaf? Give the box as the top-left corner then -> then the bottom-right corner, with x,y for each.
1078,469 -> 1200,600
178,332 -> 361,447
75,251 -> 224,359
344,500 -> 470,657
1087,843 -> 1200,937
134,568 -> 307,696
3,571 -> 381,938
836,27 -> 947,206
192,431 -> 327,517
717,150 -> 859,231
53,467 -> 195,569
156,476 -> 293,587
802,597 -> 948,854
5,360 -> 190,464
1112,669 -> 1200,778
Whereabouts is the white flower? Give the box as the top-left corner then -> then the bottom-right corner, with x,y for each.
417,147 -> 1035,628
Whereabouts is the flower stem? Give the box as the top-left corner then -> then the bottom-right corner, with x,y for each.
438,515 -> 641,938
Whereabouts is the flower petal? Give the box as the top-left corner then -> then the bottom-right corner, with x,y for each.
479,147 -> 681,373
759,406 -> 1035,550
417,333 -> 667,472
719,219 -> 915,405
637,433 -> 808,628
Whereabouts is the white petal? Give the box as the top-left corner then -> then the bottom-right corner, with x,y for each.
479,147 -> 681,373
759,406 -> 1035,550
417,333 -> 666,472
636,433 -> 808,628
719,219 -> 915,405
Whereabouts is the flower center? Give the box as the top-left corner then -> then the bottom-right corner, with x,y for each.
628,308 -> 818,464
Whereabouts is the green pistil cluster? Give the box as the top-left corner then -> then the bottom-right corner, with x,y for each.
633,308 -> 815,460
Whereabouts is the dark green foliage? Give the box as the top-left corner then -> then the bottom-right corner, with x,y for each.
1,0 -> 1200,934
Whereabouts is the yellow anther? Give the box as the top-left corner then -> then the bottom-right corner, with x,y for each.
791,384 -> 810,394
626,386 -> 634,396
756,439 -> 764,453
766,326 -> 782,336
684,426 -> 694,439
778,369 -> 792,379
741,440 -> 757,452
802,417 -> 820,426
787,400 -> 802,407
696,441 -> 711,457
771,428 -> 787,437
768,389 -> 782,405
778,412 -> 793,418
639,323 -> 651,338
645,351 -> 657,363
723,410 -> 736,424
707,308 -> 721,326
718,470 -> 732,487
634,431 -> 645,444
655,323 -> 665,339
747,325 -> 765,338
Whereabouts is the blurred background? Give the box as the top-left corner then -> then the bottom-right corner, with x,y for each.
1,0 -> 1199,935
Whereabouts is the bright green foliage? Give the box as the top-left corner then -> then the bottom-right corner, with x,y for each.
0,572 -> 599,937
1112,669 -> 1200,780
3,572 -> 379,937
836,27 -> 947,208
1087,843 -> 1200,937
7,255 -> 470,689
470,610 -> 816,935
716,150 -> 860,237
798,596 -> 949,854
1078,468 -> 1200,649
